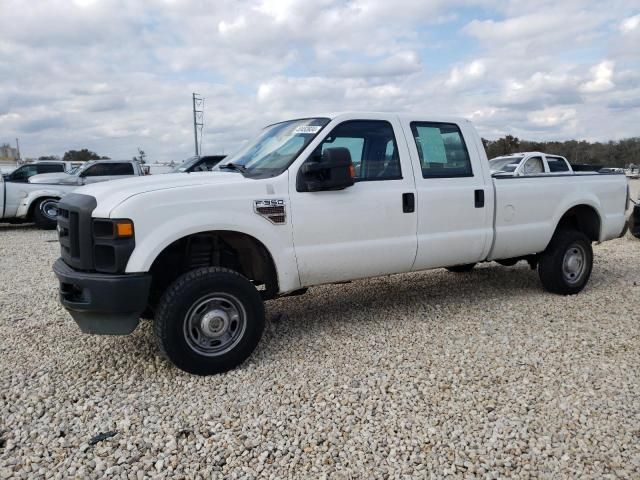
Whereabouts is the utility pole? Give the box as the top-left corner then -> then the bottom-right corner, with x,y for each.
16,137 -> 21,162
192,93 -> 204,157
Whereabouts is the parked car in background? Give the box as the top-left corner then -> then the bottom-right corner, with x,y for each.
29,159 -> 145,186
52,112 -> 629,375
171,155 -> 226,173
2,161 -> 75,183
1,175 -> 78,229
489,152 -> 574,176
1,160 -> 145,229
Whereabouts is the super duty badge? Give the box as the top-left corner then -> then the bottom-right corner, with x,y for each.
254,199 -> 286,224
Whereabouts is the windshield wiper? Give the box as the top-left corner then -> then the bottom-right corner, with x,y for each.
218,162 -> 247,173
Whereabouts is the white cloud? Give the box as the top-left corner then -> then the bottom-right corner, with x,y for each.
580,61 -> 615,93
446,60 -> 486,88
619,14 -> 640,33
527,107 -> 577,128
0,0 -> 638,161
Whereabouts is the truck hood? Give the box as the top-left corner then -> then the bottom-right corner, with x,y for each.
29,172 -> 80,185
77,172 -> 254,217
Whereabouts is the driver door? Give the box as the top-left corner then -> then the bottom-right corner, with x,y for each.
289,117 -> 417,286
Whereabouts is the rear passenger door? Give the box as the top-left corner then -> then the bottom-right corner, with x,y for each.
400,119 -> 493,270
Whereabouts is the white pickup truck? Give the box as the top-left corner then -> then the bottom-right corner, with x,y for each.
1,160 -> 144,229
53,112 -> 629,375
489,152 -> 574,176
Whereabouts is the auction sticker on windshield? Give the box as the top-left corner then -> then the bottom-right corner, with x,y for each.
293,125 -> 322,134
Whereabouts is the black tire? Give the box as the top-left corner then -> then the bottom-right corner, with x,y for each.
538,229 -> 593,295
631,204 -> 640,239
33,198 -> 59,230
154,267 -> 265,375
446,263 -> 476,273
140,306 -> 154,321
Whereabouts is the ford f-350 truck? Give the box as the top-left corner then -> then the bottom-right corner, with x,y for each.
53,113 -> 629,375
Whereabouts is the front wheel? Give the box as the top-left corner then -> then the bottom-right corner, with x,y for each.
154,267 -> 265,375
33,198 -> 59,230
538,229 -> 593,295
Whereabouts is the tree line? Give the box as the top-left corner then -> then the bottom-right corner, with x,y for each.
38,136 -> 640,168
38,147 -> 146,163
482,136 -> 640,168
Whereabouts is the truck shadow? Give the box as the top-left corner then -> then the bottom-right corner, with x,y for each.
0,222 -> 37,231
270,264 -> 543,321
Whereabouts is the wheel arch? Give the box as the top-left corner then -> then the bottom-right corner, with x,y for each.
146,230 -> 280,310
24,194 -> 62,220
547,203 -> 602,249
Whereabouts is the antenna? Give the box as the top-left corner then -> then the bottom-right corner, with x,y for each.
192,93 -> 204,157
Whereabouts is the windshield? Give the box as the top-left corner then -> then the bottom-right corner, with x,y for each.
68,166 -> 81,175
215,117 -> 330,177
489,156 -> 523,173
171,156 -> 200,173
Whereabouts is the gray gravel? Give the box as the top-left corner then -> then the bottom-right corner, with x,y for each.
1,180 -> 639,479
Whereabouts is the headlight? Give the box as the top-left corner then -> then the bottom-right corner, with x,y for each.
92,219 -> 135,273
93,219 -> 134,239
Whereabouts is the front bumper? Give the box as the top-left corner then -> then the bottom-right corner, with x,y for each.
53,258 -> 151,335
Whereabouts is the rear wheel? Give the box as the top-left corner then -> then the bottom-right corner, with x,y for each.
154,267 -> 265,375
446,263 -> 476,273
538,229 -> 592,295
33,198 -> 59,230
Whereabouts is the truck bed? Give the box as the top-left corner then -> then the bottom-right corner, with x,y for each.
489,172 -> 628,260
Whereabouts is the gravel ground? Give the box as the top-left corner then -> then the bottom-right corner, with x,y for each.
1,181 -> 639,479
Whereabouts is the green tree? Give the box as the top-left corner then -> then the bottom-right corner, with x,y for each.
62,149 -> 109,162
482,136 -> 640,168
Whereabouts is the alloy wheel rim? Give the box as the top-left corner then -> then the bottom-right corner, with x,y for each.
40,200 -> 59,220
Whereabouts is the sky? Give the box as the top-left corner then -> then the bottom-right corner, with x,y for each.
0,0 -> 638,162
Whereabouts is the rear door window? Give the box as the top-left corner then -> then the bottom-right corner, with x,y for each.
37,164 -> 64,174
522,157 -> 544,175
410,122 -> 473,178
105,163 -> 134,175
546,156 -> 570,172
83,164 -> 107,176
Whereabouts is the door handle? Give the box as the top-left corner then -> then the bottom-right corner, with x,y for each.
474,189 -> 485,208
402,193 -> 415,213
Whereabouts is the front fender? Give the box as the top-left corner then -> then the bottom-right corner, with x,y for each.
17,189 -> 67,218
118,203 -> 301,294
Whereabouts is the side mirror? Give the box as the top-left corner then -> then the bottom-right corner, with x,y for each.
297,147 -> 355,192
